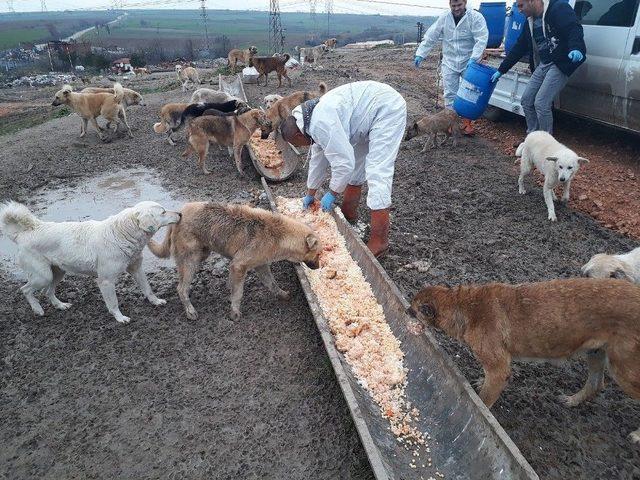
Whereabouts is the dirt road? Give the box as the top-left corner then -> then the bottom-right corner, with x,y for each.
1,46 -> 639,480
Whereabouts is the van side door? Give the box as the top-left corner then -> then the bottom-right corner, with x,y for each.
558,0 -> 640,128
617,6 -> 640,131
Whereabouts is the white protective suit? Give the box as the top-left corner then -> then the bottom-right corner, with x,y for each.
294,81 -> 407,210
416,9 -> 488,107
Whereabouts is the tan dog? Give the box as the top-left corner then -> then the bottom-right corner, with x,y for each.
324,38 -> 337,50
52,82 -> 130,140
227,46 -> 258,72
148,201 -> 322,320
176,65 -> 201,92
263,94 -> 283,109
182,109 -> 273,175
582,246 -> 640,284
266,82 -> 327,133
249,54 -> 291,87
409,278 -> 640,443
153,102 -> 189,145
297,45 -> 327,66
404,109 -> 461,151
81,86 -> 145,109
133,67 -> 149,75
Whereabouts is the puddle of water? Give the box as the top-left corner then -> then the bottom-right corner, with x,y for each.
0,167 -> 186,279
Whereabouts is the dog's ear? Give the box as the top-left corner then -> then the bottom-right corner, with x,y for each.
135,211 -> 159,234
305,234 -> 318,251
577,157 -> 589,164
546,156 -> 558,162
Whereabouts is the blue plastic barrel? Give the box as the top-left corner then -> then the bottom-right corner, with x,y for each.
479,2 -> 506,48
453,62 -> 499,120
504,2 -> 526,54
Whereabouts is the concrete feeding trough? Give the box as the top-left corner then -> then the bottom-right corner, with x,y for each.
262,178 -> 539,480
219,74 -> 301,182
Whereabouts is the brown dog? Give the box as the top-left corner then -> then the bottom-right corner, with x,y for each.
153,102 -> 189,145
148,202 -> 322,320
324,38 -> 337,50
52,82 -> 129,140
404,109 -> 462,151
227,46 -> 258,73
266,82 -> 327,133
409,278 -> 640,443
182,109 -> 272,175
249,54 -> 291,87
81,86 -> 145,109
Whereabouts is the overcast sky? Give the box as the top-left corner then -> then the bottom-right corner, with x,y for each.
2,0 -> 489,16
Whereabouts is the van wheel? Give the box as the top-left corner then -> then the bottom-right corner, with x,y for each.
483,106 -> 504,122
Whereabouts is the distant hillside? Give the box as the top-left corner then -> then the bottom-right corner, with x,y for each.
79,9 -> 434,59
0,11 -> 120,50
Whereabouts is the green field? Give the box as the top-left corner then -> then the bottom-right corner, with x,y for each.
0,11 -> 119,50
80,9 -> 431,54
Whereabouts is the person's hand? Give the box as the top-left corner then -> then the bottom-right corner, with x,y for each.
302,194 -> 315,209
568,50 -> 583,63
414,56 -> 424,68
490,71 -> 502,83
320,192 -> 336,212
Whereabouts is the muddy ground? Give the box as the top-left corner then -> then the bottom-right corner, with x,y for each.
1,46 -> 639,479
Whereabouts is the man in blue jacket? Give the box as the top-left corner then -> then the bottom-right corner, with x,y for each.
491,0 -> 586,134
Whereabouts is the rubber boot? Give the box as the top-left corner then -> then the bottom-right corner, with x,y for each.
462,118 -> 475,136
367,208 -> 390,258
340,184 -> 362,223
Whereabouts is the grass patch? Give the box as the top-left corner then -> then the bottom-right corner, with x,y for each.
0,106 -> 71,137
136,82 -> 180,95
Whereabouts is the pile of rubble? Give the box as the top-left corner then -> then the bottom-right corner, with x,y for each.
6,72 -> 78,88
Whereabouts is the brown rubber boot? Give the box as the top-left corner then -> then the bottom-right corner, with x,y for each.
462,118 -> 475,136
367,208 -> 390,258
340,184 -> 362,222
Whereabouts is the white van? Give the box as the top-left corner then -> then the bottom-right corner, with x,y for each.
487,0 -> 640,132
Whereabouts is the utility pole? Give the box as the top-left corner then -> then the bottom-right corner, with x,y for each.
200,0 -> 211,54
325,0 -> 333,37
310,0 -> 318,42
41,0 -> 47,12
416,22 -> 424,43
6,0 -> 15,13
269,0 -> 285,54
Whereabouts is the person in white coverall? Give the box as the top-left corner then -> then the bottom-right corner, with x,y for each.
414,0 -> 488,135
280,81 -> 407,258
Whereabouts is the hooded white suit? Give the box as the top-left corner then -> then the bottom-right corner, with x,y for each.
416,9 -> 489,107
293,81 -> 406,210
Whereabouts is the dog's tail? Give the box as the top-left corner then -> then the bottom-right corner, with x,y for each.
0,201 -> 41,242
147,226 -> 173,258
113,82 -> 124,104
515,142 -> 525,157
317,82 -> 327,95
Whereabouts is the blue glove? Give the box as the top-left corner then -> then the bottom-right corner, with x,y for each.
302,194 -> 315,209
568,50 -> 583,63
466,59 -> 475,68
414,56 -> 424,68
490,71 -> 502,83
320,192 -> 336,212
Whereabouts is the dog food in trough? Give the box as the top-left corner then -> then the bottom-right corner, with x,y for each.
249,130 -> 284,169
276,197 -> 434,470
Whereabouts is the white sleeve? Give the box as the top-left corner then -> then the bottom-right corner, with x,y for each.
470,12 -> 489,61
311,111 -> 355,195
415,14 -> 445,59
306,144 -> 329,190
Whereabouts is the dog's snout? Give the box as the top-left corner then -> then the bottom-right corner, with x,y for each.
407,306 -> 417,318
177,212 -> 182,219
304,260 -> 320,270
559,177 -> 566,183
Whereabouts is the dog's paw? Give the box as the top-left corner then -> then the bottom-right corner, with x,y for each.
185,306 -> 198,321
149,297 -> 167,306
230,309 -> 241,321
55,302 -> 72,311
628,430 -> 640,445
32,305 -> 45,316
277,290 -> 291,301
472,377 -> 484,390
558,393 -> 582,407
548,214 -> 557,222
518,188 -> 526,195
115,315 -> 131,324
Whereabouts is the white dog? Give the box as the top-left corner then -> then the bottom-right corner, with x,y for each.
189,88 -> 241,104
0,201 -> 181,324
516,131 -> 589,221
582,246 -> 640,284
263,94 -> 283,109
